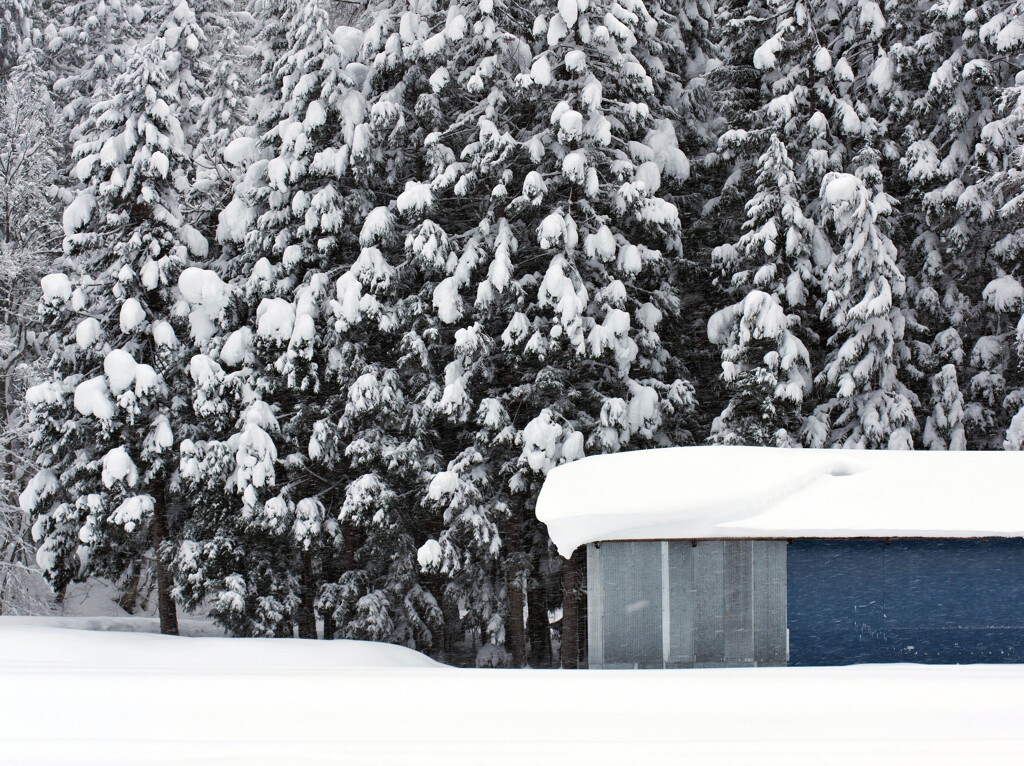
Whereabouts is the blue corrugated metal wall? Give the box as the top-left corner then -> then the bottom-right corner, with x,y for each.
788,539 -> 1024,665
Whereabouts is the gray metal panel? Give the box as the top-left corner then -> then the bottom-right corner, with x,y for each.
586,543 -> 604,669
661,542 -> 671,665
600,541 -> 663,668
667,542 -> 695,665
724,540 -> 754,664
753,541 -> 788,664
694,541 -> 725,664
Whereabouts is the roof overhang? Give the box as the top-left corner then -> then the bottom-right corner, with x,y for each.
535,446 -> 1024,557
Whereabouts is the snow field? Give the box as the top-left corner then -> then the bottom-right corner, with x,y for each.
1,622 -> 1022,765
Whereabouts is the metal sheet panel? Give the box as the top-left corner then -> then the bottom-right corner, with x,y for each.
753,541 -> 788,664
883,539 -> 1021,629
694,541 -> 725,664
788,539 -> 1024,665
666,542 -> 695,665
586,543 -> 604,668
724,540 -> 754,664
599,541 -> 663,668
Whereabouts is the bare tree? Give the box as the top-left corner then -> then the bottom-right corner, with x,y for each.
0,50 -> 62,615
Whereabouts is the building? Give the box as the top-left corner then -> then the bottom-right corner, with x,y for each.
535,446 -> 1024,668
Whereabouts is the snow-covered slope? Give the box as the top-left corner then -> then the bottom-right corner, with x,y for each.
1,622 -> 1022,765
0,615 -> 225,636
0,619 -> 439,670
537,446 -> 1024,556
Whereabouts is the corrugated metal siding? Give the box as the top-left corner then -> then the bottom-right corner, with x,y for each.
753,541 -> 788,665
724,541 -> 754,664
788,539 -> 1024,665
588,540 -> 787,668
693,541 -> 726,664
666,543 -> 695,665
597,541 -> 663,668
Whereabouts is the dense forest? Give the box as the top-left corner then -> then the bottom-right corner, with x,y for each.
1,0 -> 1022,666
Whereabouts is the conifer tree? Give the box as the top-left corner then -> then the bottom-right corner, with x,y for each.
173,0 -> 444,643
339,0 -> 711,664
924,363 -> 967,450
0,0 -> 31,78
21,5 -> 212,634
812,152 -> 918,448
708,135 -> 816,445
896,0 -> 1024,449
977,3 -> 1024,448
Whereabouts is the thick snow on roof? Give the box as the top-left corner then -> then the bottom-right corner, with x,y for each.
536,446 -> 1024,556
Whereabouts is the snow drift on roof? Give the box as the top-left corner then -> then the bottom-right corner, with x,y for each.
535,446 -> 1024,557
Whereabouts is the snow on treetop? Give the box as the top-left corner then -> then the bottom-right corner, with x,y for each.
74,376 -> 115,420
62,193 -> 95,237
25,382 -> 62,407
152,320 -> 179,348
178,267 -> 230,316
119,298 -> 146,333
40,273 -> 73,304
76,317 -> 102,348
416,538 -> 442,569
104,348 -> 138,394
396,181 -> 433,215
536,446 -> 1024,557
101,446 -> 139,488
822,172 -> 861,205
256,297 -> 295,341
223,137 -> 258,167
753,31 -> 784,70
19,470 -> 59,513
360,206 -> 393,247
333,25 -> 364,63
111,495 -> 154,533
983,275 -> 1024,313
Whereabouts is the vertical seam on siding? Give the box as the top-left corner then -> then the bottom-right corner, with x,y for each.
662,540 -> 670,667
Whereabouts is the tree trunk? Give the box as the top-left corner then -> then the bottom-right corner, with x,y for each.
504,520 -> 527,667
150,485 -> 179,636
297,549 -> 317,639
319,554 -> 335,640
117,568 -> 141,613
526,578 -> 552,667
560,548 -> 584,669
506,570 -> 526,667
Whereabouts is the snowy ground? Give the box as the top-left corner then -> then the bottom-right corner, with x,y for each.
1,621 -> 1022,765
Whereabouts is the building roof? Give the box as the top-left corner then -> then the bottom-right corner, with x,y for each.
535,446 -> 1024,557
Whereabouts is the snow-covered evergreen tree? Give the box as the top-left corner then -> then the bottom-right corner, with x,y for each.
714,0 -> 939,448
175,0 -> 712,661
923,362 -> 967,449
332,0 -> 710,664
974,3 -> 1024,449
172,0 -> 439,643
0,0 -> 31,78
708,290 -> 810,445
892,1 -> 1022,449
708,135 -> 817,444
812,152 -> 918,448
21,6 -> 213,633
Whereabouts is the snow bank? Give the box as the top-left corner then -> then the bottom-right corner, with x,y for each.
0,615 -> 224,637
0,621 -> 439,670
0,622 -> 1022,766
536,446 -> 1024,556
